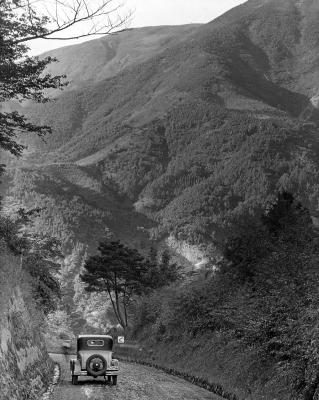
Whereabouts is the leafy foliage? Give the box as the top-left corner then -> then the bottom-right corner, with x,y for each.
132,193 -> 319,399
0,0 -> 65,160
45,310 -> 75,341
23,234 -> 62,314
143,248 -> 181,290
0,207 -> 62,315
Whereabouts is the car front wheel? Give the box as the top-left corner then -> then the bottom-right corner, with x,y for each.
72,375 -> 78,385
112,375 -> 117,385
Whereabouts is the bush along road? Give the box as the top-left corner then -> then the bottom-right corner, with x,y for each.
47,353 -> 223,400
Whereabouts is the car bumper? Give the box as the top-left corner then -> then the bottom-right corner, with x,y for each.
72,368 -> 119,376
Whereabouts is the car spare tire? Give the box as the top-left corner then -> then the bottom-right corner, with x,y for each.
86,354 -> 107,377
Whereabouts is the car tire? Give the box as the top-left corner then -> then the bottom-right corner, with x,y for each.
70,360 -> 75,373
112,375 -> 117,386
72,375 -> 78,385
86,354 -> 107,377
107,376 -> 112,384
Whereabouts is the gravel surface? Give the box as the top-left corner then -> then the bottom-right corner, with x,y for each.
49,353 -> 223,400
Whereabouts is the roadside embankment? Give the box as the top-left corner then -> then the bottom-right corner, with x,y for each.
114,334 -> 289,400
0,251 -> 53,400
114,339 -> 242,400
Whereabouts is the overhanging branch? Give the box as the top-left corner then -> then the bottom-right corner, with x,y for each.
7,0 -> 132,44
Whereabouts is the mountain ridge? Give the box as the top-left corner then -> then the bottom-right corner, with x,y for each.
4,0 -> 319,262
41,24 -> 201,89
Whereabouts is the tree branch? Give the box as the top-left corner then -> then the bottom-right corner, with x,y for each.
7,0 -> 132,44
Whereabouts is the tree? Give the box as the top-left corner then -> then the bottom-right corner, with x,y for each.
81,239 -> 149,330
148,246 -> 158,267
0,0 -> 130,173
217,192 -> 319,399
0,206 -> 63,314
0,2 -> 62,164
23,233 -> 62,314
144,248 -> 181,289
81,241 -> 183,330
0,207 -> 43,253
45,309 -> 75,341
158,250 -> 181,286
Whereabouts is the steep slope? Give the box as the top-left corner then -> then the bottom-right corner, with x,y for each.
0,251 -> 53,400
6,0 -> 319,259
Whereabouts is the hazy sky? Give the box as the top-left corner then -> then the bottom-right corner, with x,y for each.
28,0 -> 246,56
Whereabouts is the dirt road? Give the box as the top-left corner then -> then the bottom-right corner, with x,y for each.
49,353 -> 223,400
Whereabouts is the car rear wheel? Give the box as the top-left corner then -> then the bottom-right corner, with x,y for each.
112,375 -> 117,385
72,375 -> 78,385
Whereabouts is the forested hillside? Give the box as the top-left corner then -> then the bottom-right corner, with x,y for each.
2,0 -> 319,345
3,0 -> 319,329
6,0 -> 319,255
129,192 -> 319,400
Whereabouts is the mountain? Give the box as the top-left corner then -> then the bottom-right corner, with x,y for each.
3,3 -> 319,396
4,0 -> 319,264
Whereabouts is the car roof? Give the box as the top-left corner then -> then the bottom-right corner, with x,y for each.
78,334 -> 113,339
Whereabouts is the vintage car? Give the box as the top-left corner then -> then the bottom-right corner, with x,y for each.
70,334 -> 119,385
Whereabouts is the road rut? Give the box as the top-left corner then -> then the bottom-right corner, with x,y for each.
49,353 -> 223,400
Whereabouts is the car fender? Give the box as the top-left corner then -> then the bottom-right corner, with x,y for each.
70,359 -> 82,374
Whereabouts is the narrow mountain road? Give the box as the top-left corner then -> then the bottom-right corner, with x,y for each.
49,353 -> 222,400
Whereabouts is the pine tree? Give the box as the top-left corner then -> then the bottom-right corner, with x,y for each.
81,239 -> 148,330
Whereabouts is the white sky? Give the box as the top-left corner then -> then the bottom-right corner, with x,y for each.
28,0 -> 247,56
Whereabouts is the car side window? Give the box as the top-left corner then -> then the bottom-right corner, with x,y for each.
87,339 -> 104,346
